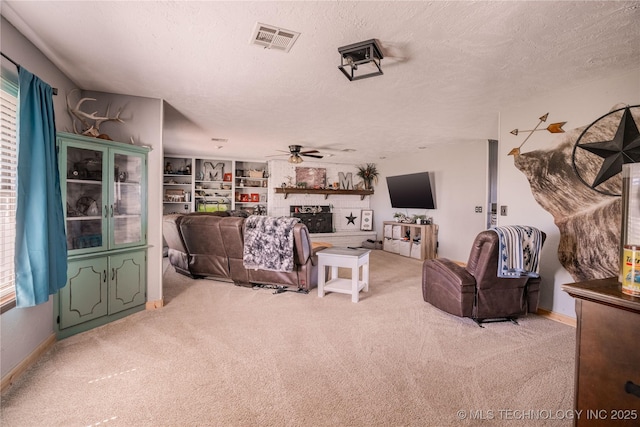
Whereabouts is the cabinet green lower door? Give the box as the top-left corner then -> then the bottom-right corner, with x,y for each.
60,258 -> 109,329
109,251 -> 146,315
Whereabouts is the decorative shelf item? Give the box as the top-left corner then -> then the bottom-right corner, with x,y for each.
275,187 -> 373,200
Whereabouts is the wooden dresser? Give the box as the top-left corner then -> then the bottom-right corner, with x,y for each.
562,278 -> 640,426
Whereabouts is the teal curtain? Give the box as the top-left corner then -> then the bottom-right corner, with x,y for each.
15,67 -> 67,307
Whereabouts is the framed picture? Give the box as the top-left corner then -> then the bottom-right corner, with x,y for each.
240,194 -> 250,202
361,210 -> 373,231
223,172 -> 232,182
295,167 -> 326,189
250,193 -> 260,202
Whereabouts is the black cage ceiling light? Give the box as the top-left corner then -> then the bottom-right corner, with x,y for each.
338,39 -> 384,81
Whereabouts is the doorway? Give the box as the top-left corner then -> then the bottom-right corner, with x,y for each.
487,139 -> 498,228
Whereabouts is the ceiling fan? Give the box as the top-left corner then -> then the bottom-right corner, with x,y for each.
268,145 -> 324,163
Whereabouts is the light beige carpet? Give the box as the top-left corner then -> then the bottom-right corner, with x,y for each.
1,250 -> 576,426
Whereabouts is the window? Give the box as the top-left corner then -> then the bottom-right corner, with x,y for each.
0,76 -> 18,312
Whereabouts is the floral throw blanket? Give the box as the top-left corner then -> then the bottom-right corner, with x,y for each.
491,225 -> 543,278
243,216 -> 300,272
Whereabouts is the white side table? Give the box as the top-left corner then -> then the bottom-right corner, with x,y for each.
317,247 -> 371,303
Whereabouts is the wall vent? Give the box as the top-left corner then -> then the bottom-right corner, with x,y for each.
250,23 -> 300,53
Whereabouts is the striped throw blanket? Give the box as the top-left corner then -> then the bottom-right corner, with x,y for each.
243,215 -> 300,272
491,226 -> 543,278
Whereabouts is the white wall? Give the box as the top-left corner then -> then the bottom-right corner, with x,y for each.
497,68 -> 640,318
372,141 -> 489,263
0,17 -> 79,379
81,91 -> 164,304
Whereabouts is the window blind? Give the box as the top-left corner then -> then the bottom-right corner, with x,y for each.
0,77 -> 18,306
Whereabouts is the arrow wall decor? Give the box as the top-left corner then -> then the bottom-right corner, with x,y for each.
508,113 -> 567,156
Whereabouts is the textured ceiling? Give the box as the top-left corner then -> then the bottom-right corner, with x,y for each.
3,1 -> 640,163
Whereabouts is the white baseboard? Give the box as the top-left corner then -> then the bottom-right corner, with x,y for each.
1,333 -> 56,394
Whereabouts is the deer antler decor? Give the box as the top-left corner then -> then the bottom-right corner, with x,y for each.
66,89 -> 124,140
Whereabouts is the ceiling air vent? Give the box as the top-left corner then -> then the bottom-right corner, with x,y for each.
250,23 -> 300,53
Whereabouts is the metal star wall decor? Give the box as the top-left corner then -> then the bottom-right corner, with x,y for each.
508,113 -> 567,156
346,212 -> 357,225
571,105 -> 640,196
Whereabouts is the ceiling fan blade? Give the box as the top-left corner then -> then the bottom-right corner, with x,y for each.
269,146 -> 323,159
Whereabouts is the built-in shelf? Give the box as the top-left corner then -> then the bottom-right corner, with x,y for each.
163,157 -> 268,215
275,187 -> 374,200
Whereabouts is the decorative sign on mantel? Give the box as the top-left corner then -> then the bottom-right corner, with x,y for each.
339,172 -> 353,189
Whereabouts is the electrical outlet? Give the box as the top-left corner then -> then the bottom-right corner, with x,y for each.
184,204 -> 189,210
475,206 -> 482,213
500,205 -> 508,216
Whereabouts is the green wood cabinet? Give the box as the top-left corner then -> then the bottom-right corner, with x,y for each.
59,257 -> 108,330
108,250 -> 146,315
56,133 -> 149,338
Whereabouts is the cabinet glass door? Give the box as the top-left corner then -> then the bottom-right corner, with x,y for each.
63,145 -> 108,253
110,150 -> 146,248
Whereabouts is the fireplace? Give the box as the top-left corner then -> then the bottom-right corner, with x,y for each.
291,205 -> 333,233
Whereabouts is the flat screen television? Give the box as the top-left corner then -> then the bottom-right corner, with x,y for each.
386,172 -> 435,209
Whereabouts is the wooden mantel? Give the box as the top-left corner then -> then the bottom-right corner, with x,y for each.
274,187 -> 374,200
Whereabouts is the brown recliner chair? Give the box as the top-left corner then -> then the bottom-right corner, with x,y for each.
422,230 -> 545,326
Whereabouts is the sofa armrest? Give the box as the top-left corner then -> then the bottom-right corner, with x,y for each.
163,214 -> 187,254
423,258 -> 476,289
525,276 -> 541,313
293,223 -> 313,266
422,258 -> 477,317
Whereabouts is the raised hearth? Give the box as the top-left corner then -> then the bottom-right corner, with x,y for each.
310,231 -> 377,248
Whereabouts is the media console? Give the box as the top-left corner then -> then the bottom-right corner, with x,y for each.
382,221 -> 438,260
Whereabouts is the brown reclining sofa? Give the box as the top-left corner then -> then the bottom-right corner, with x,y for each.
163,212 -> 324,291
